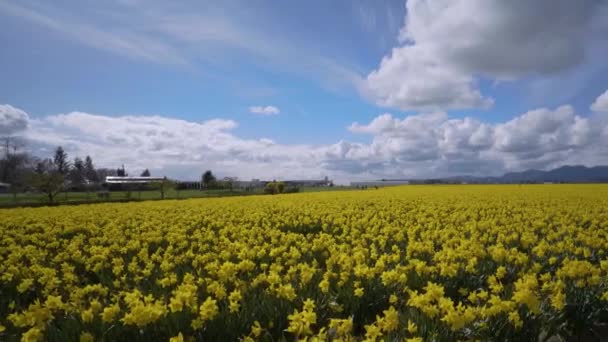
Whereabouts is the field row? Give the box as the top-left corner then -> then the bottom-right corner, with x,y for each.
1,185 -> 607,341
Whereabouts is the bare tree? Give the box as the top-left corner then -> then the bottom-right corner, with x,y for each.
29,159 -> 64,203
68,157 -> 85,190
1,137 -> 32,201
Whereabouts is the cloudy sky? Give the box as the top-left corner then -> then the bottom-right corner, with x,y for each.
1,0 -> 608,183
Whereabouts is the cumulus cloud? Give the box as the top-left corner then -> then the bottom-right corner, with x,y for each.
249,106 -> 280,116
14,109 -> 337,181
493,106 -> 593,154
365,46 -> 493,110
342,104 -> 606,174
5,91 -> 608,183
591,90 -> 608,113
0,104 -> 30,135
364,0 -> 604,111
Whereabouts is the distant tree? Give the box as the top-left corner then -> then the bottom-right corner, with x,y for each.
0,137 -> 34,200
53,146 -> 70,175
202,170 -> 216,189
264,181 -> 287,195
29,159 -> 64,203
220,177 -> 237,191
117,165 -> 126,177
84,156 -> 98,183
68,157 -> 85,190
264,182 -> 276,195
1,137 -> 15,183
96,168 -> 117,184
1,137 -> 27,183
151,177 -> 174,200
276,181 -> 285,193
140,169 -> 151,177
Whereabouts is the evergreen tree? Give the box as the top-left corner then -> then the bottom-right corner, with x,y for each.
68,157 -> 85,189
84,156 -> 98,183
29,158 -> 64,203
53,146 -> 69,175
202,170 -> 216,189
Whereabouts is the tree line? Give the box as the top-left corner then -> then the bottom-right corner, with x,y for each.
1,137 -> 297,204
0,138 -> 123,202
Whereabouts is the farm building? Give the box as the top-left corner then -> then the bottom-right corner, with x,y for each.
283,177 -> 332,187
350,179 -> 410,187
105,176 -> 167,184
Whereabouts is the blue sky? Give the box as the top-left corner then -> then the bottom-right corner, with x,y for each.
1,0 -> 608,182
0,0 -> 399,144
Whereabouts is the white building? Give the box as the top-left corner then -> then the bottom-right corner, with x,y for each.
105,176 -> 166,184
350,180 -> 410,187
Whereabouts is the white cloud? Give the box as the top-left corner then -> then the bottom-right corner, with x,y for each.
493,106 -> 593,154
365,45 -> 493,110
364,0 -> 604,111
249,106 -> 280,116
0,104 -> 29,135
18,109 -> 336,181
6,90 -> 608,183
343,104 -> 606,174
591,90 -> 608,113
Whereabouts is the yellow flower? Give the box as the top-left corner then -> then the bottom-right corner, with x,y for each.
79,331 -> 94,342
318,278 -> 330,294
17,278 -> 34,293
44,295 -> 64,311
329,318 -> 353,337
199,297 -> 219,321
81,308 -> 94,323
229,300 -> 240,313
303,298 -> 316,312
380,306 -> 399,332
354,287 -> 364,297
512,274 -> 540,315
251,321 -> 263,337
508,311 -> 523,329
90,299 -> 102,313
277,284 -> 297,301
229,289 -> 242,303
407,320 -> 418,334
551,291 -> 566,311
21,327 -> 43,342
364,323 -> 382,341
496,266 -> 507,279
169,332 -> 184,342
101,304 -> 121,323
405,338 -> 423,342
122,295 -> 167,327
287,299 -> 317,337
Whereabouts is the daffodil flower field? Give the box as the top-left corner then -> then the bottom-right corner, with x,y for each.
1,185 -> 608,341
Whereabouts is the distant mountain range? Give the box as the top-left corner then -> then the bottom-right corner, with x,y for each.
445,165 -> 608,183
